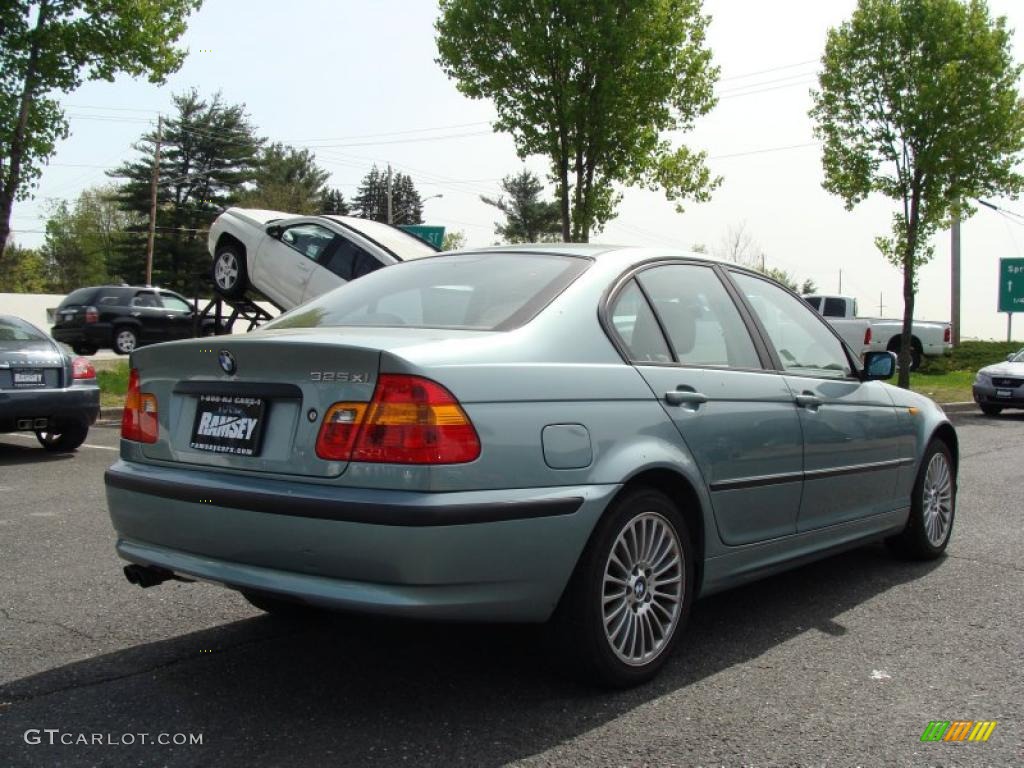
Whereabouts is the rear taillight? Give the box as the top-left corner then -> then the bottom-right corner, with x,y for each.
864,326 -> 872,345
316,374 -> 480,464
944,326 -> 951,343
84,306 -> 99,323
121,368 -> 158,443
71,356 -> 95,380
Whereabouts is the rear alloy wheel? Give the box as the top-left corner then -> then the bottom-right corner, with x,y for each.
552,487 -> 694,688
113,327 -> 137,355
887,439 -> 956,559
213,246 -> 247,299
979,404 -> 1002,416
36,420 -> 89,452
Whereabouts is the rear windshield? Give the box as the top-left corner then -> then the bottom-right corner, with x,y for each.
59,288 -> 97,308
0,316 -> 47,342
265,253 -> 590,332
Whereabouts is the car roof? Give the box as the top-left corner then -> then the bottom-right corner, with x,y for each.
447,243 -> 738,269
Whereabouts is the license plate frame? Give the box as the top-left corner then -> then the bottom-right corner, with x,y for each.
189,394 -> 267,456
11,368 -> 46,388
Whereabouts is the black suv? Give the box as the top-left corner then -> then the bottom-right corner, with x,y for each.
51,286 -> 215,355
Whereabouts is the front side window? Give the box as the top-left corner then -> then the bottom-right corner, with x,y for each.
636,264 -> 761,369
281,223 -> 336,262
731,272 -> 852,378
160,294 -> 192,312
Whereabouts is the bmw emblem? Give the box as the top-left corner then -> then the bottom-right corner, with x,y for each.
218,350 -> 236,375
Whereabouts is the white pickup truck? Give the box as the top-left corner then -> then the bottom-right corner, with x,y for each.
803,294 -> 952,370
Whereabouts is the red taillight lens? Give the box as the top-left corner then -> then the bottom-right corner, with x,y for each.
316,403 -> 368,460
121,368 -> 158,443
84,306 -> 98,323
864,326 -> 872,345
316,374 -> 480,464
944,326 -> 951,343
71,356 -> 95,380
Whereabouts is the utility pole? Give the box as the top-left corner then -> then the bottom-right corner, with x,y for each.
145,114 -> 163,287
838,269 -> 842,294
386,163 -> 393,225
879,292 -> 885,316
951,212 -> 961,345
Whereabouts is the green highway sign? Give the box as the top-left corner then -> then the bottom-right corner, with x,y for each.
399,224 -> 446,249
999,258 -> 1024,313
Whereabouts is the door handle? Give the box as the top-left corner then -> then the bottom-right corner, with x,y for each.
794,393 -> 822,410
665,389 -> 708,408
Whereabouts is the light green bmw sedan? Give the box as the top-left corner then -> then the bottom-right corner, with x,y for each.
106,245 -> 957,687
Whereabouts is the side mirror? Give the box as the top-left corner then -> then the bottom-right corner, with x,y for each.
863,351 -> 897,380
266,224 -> 282,239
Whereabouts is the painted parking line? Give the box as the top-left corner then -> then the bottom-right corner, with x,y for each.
1,433 -> 118,451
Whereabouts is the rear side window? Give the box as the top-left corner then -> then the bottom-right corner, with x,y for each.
265,253 -> 590,331
823,297 -> 846,317
320,240 -> 383,281
608,280 -> 671,363
637,265 -> 761,369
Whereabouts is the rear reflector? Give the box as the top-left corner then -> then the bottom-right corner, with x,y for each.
316,374 -> 480,464
121,368 -> 158,443
71,356 -> 96,380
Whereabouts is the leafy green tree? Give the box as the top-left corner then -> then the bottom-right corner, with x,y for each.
240,142 -> 330,214
481,169 -> 561,243
109,89 -> 262,290
436,0 -> 719,242
0,240 -> 49,292
0,0 -> 201,263
800,278 -> 818,296
441,230 -> 467,251
39,185 -> 137,291
320,188 -> 351,215
810,0 -> 1024,386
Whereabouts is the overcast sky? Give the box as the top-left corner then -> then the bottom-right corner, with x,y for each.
10,0 -> 1024,340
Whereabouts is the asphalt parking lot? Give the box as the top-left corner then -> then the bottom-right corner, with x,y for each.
1,412 -> 1022,767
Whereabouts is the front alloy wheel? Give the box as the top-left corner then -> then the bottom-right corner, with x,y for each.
213,247 -> 247,299
887,439 -> 956,559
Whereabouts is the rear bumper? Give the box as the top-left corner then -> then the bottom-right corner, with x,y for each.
105,460 -> 616,622
52,324 -> 111,347
0,384 -> 100,431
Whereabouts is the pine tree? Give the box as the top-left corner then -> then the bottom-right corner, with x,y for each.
320,188 -> 351,215
241,143 -> 329,214
481,170 -> 561,243
354,165 -> 388,221
108,89 -> 262,290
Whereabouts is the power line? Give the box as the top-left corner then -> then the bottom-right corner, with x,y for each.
708,141 -> 819,160
719,59 -> 818,82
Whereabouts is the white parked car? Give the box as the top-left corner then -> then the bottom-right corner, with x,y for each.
207,208 -> 437,310
804,294 -> 952,370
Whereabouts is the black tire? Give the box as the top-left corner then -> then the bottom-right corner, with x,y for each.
72,344 -> 97,356
35,419 -> 89,452
886,439 -> 956,560
909,345 -> 922,372
213,245 -> 247,299
550,487 -> 695,688
241,590 -> 321,618
979,404 -> 1002,416
112,326 -> 138,355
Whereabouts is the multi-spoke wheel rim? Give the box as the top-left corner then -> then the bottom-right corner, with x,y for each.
922,453 -> 953,547
215,253 -> 238,290
602,511 -> 684,667
116,330 -> 136,353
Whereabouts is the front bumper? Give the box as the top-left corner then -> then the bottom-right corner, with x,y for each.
0,384 -> 100,432
973,384 -> 1024,408
105,460 -> 616,622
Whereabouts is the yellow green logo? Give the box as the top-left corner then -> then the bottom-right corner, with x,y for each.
920,721 -> 997,742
